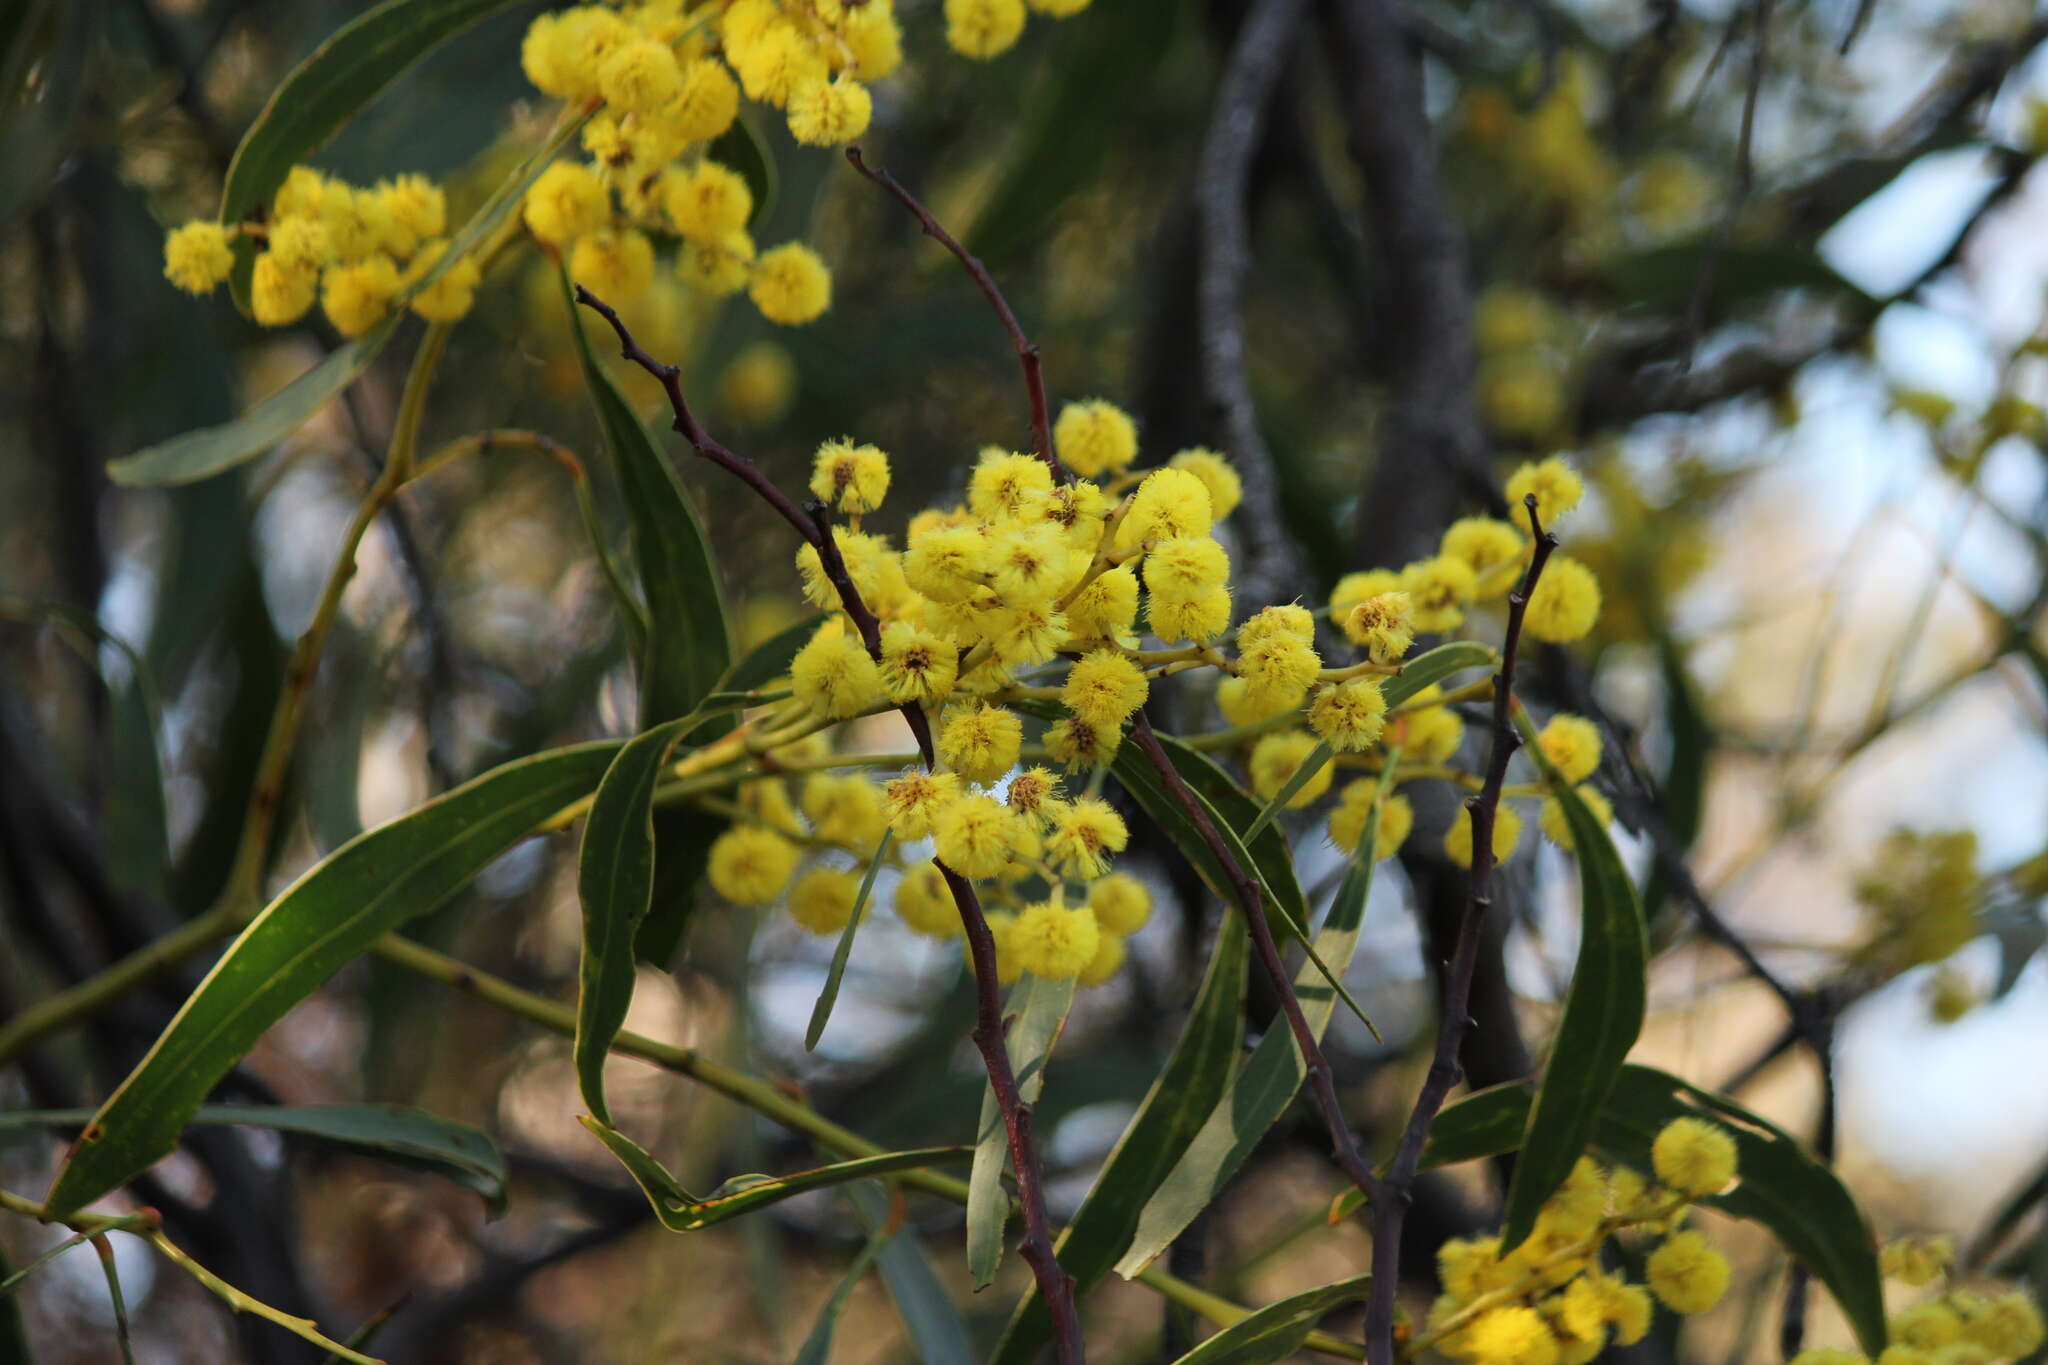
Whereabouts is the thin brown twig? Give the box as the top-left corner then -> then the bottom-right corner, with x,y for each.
1363,496 -> 1557,1365
843,148 -> 1063,479
573,288 -> 1084,1365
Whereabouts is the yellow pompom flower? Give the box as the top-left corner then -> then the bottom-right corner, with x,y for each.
788,866 -> 861,935
266,216 -> 331,273
708,825 -> 802,904
376,174 -> 446,257
1250,731 -> 1333,808
1505,456 -> 1585,532
878,621 -> 956,705
1463,1305 -> 1559,1365
978,909 -> 1024,984
794,527 -> 896,610
1524,556 -> 1601,643
272,165 -> 328,220
1054,399 -> 1138,477
1063,649 -> 1148,729
405,241 -> 482,323
1213,676 -> 1291,727
896,862 -> 961,938
1329,779 -> 1414,861
1444,802 -> 1522,868
163,221 -> 235,295
1121,467 -> 1215,545
1537,714 -> 1601,782
787,75 -> 873,146
750,242 -> 832,324
251,254 -> 317,326
946,0 -> 1027,58
1539,785 -> 1613,850
523,161 -> 610,246
1480,354 -> 1568,440
1011,900 -> 1102,978
1145,537 -> 1231,599
883,771 -> 961,840
1343,592 -> 1416,664
720,0 -> 780,50
665,56 -> 739,141
1651,1117 -> 1738,1197
1474,285 -> 1556,354
1890,1304 -> 1962,1350
933,793 -> 1023,878
1880,1236 -> 1953,1287
1089,873 -> 1151,935
903,525 -> 990,603
319,183 -> 390,261
665,160 -> 754,245
810,437 -> 892,514
1786,1350 -> 1867,1365
801,774 -> 888,849
1399,701 -> 1464,763
1028,0 -> 1093,12
1330,568 -> 1400,618
1401,555 -> 1479,633
1167,448 -> 1242,519
1960,1292 -> 2044,1357
989,523 -> 1081,605
1046,797 -> 1128,879
734,21 -> 828,107
1646,1231 -> 1730,1315
1077,931 -> 1125,986
1238,604 -> 1313,644
842,2 -> 904,80
938,703 -> 1023,783
1064,564 -> 1140,641
969,448 -> 1054,518
1606,1282 -> 1654,1346
571,227 -> 655,303
1044,716 -> 1118,770
1442,516 -> 1527,582
678,231 -> 757,295
1004,767 -> 1064,824
790,621 -> 884,718
321,255 -> 403,337
1309,678 -> 1388,752
597,38 -> 682,114
1147,587 -> 1232,643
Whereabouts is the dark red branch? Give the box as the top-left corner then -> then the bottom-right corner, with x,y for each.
573,287 -> 1081,1364
1363,496 -> 1558,1365
843,148 -> 1062,479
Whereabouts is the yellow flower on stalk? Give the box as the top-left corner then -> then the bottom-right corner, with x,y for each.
790,621 -> 884,718
708,826 -> 801,904
163,221 -> 235,295
1249,731 -> 1333,808
750,242 -> 832,325
1651,1117 -> 1737,1197
1046,797 -> 1128,879
789,866 -> 861,935
946,0 -> 1027,58
1088,873 -> 1151,935
1342,592 -> 1415,663
1505,455 -> 1585,533
1053,399 -> 1138,477
883,771 -> 961,840
938,703 -> 1024,784
878,621 -> 956,705
932,793 -> 1025,878
1401,555 -> 1478,633
1308,678 -> 1388,752
787,75 -> 874,145
810,437 -> 892,514
1063,649 -> 1148,729
665,161 -> 754,245
1524,557 -> 1602,643
1328,779 -> 1413,862
1011,899 -> 1101,978
1537,713 -> 1601,782
895,861 -> 961,938
1645,1231 -> 1729,1315
1538,785 -> 1612,850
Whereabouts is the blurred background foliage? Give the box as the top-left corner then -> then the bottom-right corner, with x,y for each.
1,0 -> 2046,1361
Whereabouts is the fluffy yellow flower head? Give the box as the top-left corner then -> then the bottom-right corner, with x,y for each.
1524,556 -> 1601,643
1331,568 -> 1400,619
883,770 -> 961,840
1054,399 -> 1138,477
1250,731 -> 1333,808
321,255 -> 402,337
1239,603 -> 1314,644
789,866 -> 861,935
672,57 -> 741,141
1444,802 -> 1522,868
1463,1305 -> 1559,1365
1065,563 -> 1139,641
790,621 -> 883,718
1147,587 -> 1232,644
1238,631 -> 1320,710
1880,1236 -> 1953,1287
970,449 -> 1054,519
1121,467 -> 1215,546
1329,779 -> 1414,862
750,242 -> 832,325
946,0 -> 1027,58
708,826 -> 802,905
267,216 -> 331,273
251,254 -> 317,326
933,793 -> 1024,878
1537,713 -> 1601,782
1505,456 -> 1585,533
1044,716 -> 1118,771
1474,285 -> 1557,355
939,703 -> 1024,784
896,862 -> 960,938
1063,649 -> 1148,729
1651,1117 -> 1738,1197
1398,698 -> 1465,763
879,621 -> 956,705
524,161 -> 610,246
1168,447 -> 1242,519
375,174 -> 446,256
665,161 -> 754,245
1089,873 -> 1151,935
598,38 -> 682,114
787,76 -> 874,147
163,221 -> 235,295
1011,900 -> 1102,978
1646,1230 -> 1730,1315
842,2 -> 905,80
1077,931 -> 1125,986
1309,678 -> 1389,753
1046,797 -> 1128,879
1005,767 -> 1064,824
1961,1291 -> 2045,1357
1343,592 -> 1416,664
719,341 -> 796,428
1146,537 -> 1231,601
1889,1303 -> 1961,1350
802,774 -> 888,849
733,21 -> 829,107
810,437 -> 892,514
1401,555 -> 1478,633
1539,784 -> 1612,850
572,228 -> 655,303
1442,516 -> 1527,584
406,241 -> 482,323
678,231 -> 756,295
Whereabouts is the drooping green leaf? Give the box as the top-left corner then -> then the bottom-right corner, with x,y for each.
42,742 -> 621,1219
580,1117 -> 969,1233
0,1104 -> 508,1215
1498,773 -> 1649,1254
576,715 -> 701,1126
1115,775 -> 1389,1279
993,908 -> 1250,1365
966,0 -> 1180,264
1418,1065 -> 1888,1356
793,1217 -> 893,1365
806,832 -> 894,1051
968,973 -> 1076,1289
1165,1274 -> 1370,1365
635,808 -> 726,970
216,0 -> 532,307
1382,641 -> 1497,709
558,268 -> 731,727
707,112 -> 776,228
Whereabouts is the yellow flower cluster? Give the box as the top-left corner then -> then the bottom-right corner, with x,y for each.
163,167 -> 480,335
1787,1242 -> 2045,1365
1430,1120 -> 1738,1365
1854,828 -> 1981,973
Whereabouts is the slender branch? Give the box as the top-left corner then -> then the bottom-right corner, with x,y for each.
843,148 -> 1062,479
1679,0 -> 1773,367
1125,714 -> 1383,1204
0,904 -> 238,1065
1195,0 -> 1310,609
570,288 -> 1083,1364
1363,497 -> 1557,1365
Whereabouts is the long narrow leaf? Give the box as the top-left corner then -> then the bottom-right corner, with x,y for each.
968,974 -> 1076,1289
806,832 -> 894,1051
850,1183 -> 978,1365
43,742 -> 620,1219
1241,740 -> 1333,843
1165,1275 -> 1369,1365
793,1220 -> 893,1365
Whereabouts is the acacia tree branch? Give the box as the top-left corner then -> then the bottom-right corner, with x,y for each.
844,148 -> 1062,478
573,288 -> 1084,1365
1363,497 -> 1557,1365
1194,0 -> 1310,609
